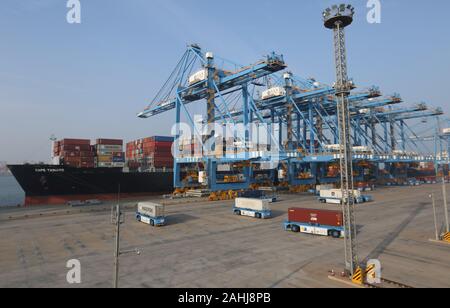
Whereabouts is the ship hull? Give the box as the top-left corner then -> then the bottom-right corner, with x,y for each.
7,165 -> 174,206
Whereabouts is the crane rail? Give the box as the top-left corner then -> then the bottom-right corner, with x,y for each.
365,278 -> 414,289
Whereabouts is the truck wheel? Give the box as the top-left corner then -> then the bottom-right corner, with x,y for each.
320,199 -> 326,204
331,231 -> 341,238
234,210 -> 241,216
255,213 -> 262,219
291,225 -> 300,233
136,215 -> 141,222
150,220 -> 155,226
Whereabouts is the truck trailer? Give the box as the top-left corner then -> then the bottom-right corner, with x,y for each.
136,202 -> 166,227
284,208 -> 344,238
233,198 -> 272,219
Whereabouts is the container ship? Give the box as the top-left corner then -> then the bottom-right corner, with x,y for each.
8,137 -> 175,206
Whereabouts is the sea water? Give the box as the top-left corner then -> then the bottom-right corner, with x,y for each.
0,175 -> 24,207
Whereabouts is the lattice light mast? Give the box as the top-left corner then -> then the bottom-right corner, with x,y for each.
323,4 -> 358,275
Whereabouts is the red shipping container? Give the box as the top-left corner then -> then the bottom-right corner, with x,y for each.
80,151 -> 95,157
148,153 -> 173,159
64,157 -> 82,162
80,157 -> 95,163
60,139 -> 91,145
153,163 -> 173,168
143,146 -> 172,153
64,162 -> 81,168
60,144 -> 92,151
143,141 -> 173,148
60,151 -> 81,158
288,208 -> 343,227
96,139 -> 123,146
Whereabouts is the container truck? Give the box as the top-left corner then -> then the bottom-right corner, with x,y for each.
136,202 -> 166,226
233,198 -> 272,219
318,189 -> 372,204
284,208 -> 344,238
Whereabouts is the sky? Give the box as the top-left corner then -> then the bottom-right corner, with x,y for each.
0,0 -> 449,163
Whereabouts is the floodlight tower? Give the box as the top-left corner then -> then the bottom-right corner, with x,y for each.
323,4 -> 358,275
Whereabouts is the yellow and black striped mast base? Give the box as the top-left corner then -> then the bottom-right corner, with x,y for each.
351,267 -> 364,285
365,264 -> 376,283
443,232 -> 450,243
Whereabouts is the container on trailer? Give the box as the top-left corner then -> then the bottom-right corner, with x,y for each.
288,208 -> 343,228
138,202 -> 165,218
320,189 -> 361,199
235,198 -> 270,212
316,184 -> 334,192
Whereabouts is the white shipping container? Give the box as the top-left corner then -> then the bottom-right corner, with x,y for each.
97,145 -> 123,151
188,69 -> 208,85
217,164 -> 231,172
316,184 -> 334,192
393,150 -> 407,155
320,189 -> 361,199
52,156 -> 61,166
198,171 -> 207,184
353,146 -> 371,153
138,202 -> 165,218
97,162 -> 113,167
261,87 -> 286,100
324,144 -> 342,151
359,108 -> 370,114
235,198 -> 271,212
442,128 -> 450,135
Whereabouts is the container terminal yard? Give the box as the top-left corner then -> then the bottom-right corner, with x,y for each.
1,2 -> 450,290
0,185 -> 449,288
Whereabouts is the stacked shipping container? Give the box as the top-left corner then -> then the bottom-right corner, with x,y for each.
95,139 -> 125,168
126,136 -> 174,170
53,137 -> 173,170
53,139 -> 95,168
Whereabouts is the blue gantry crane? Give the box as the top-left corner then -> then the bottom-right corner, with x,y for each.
138,44 -> 448,194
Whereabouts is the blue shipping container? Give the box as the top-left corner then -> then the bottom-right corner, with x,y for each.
152,136 -> 174,142
113,157 -> 126,163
